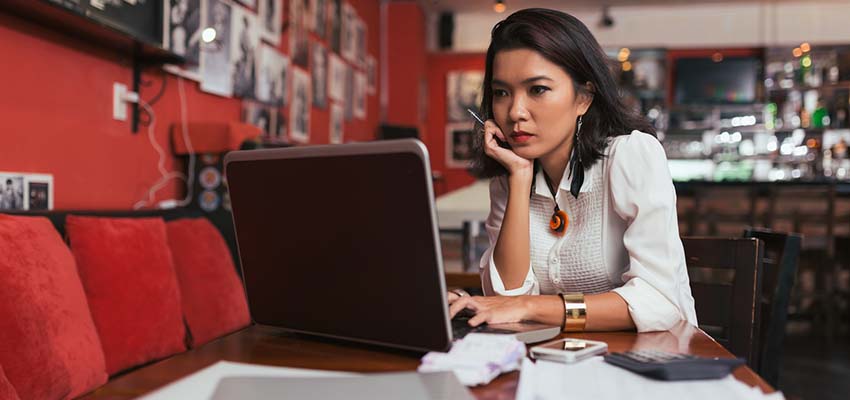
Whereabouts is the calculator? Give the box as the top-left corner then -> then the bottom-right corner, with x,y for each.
603,350 -> 745,381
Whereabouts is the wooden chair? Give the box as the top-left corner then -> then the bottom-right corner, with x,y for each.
682,237 -> 764,368
743,228 -> 802,388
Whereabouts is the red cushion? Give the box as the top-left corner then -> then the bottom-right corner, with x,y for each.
166,218 -> 250,346
0,365 -> 20,400
0,215 -> 107,399
66,216 -> 187,375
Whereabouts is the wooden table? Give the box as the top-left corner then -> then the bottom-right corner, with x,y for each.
81,321 -> 772,399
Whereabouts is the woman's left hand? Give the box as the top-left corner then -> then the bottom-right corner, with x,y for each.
448,295 -> 531,326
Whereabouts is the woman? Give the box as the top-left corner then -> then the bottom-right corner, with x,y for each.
447,8 -> 697,333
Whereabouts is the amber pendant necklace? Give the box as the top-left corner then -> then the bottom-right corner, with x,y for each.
541,168 -> 568,236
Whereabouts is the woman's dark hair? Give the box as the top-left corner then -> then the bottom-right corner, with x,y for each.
470,8 -> 655,178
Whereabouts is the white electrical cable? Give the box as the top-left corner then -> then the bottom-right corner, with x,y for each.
131,75 -> 197,210
133,98 -> 186,210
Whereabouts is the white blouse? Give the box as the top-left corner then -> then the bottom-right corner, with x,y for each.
479,130 -> 698,332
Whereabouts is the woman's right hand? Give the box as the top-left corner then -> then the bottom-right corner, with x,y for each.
482,120 -> 533,176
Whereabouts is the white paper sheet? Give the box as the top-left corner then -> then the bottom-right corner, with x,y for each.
516,357 -> 785,400
138,361 -> 357,400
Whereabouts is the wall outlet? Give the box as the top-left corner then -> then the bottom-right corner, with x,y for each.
113,82 -> 127,121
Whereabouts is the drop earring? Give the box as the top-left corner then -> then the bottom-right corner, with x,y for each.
568,115 -> 584,199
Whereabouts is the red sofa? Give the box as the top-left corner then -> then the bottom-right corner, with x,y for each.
0,209 -> 250,400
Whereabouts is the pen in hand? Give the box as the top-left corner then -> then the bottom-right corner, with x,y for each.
466,109 -> 485,125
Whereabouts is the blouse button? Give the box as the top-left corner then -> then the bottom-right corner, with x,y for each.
553,278 -> 562,284
550,256 -> 558,264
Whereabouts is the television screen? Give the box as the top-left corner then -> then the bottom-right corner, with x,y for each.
674,57 -> 760,105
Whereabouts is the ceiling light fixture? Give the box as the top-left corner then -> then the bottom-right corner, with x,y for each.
494,0 -> 506,13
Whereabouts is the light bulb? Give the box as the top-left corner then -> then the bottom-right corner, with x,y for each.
493,1 -> 506,13
202,27 -> 217,43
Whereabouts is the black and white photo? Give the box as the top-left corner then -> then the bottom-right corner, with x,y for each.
0,174 -> 25,210
446,71 -> 484,122
340,2 -> 356,62
166,0 -> 202,64
354,15 -> 366,67
312,43 -> 328,109
310,0 -> 327,38
329,53 -> 346,103
445,124 -> 475,168
328,0 -> 342,53
366,55 -> 376,94
353,70 -> 366,120
164,0 -> 202,80
343,63 -> 354,121
258,0 -> 282,45
242,100 -> 275,137
273,109 -> 287,139
330,103 -> 343,144
200,0 -> 233,97
290,0 -> 309,67
255,44 -> 288,106
230,6 -> 260,98
290,68 -> 311,142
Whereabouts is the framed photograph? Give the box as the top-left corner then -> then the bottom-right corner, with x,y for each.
231,5 -> 260,98
312,43 -> 328,109
163,0 -> 203,81
328,0 -> 342,53
311,0 -> 327,37
200,0 -> 234,97
242,100 -> 275,137
340,2 -> 356,62
0,173 -> 26,210
366,55 -> 376,94
290,68 -> 312,143
165,0 -> 202,65
343,63 -> 354,121
328,53 -> 346,103
258,0 -> 282,45
26,174 -> 54,211
446,71 -> 484,122
255,44 -> 289,106
273,108 -> 288,139
354,15 -> 366,67
353,70 -> 366,120
445,123 -> 476,169
290,0 -> 310,67
330,102 -> 343,144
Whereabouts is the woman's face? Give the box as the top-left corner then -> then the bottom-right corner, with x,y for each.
491,48 -> 591,161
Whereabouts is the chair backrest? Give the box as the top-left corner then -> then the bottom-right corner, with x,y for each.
743,228 -> 802,387
682,237 -> 763,368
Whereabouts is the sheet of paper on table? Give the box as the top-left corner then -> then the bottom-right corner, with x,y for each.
516,357 -> 786,400
138,361 -> 356,400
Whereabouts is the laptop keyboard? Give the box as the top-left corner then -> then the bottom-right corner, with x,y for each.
451,318 -> 516,339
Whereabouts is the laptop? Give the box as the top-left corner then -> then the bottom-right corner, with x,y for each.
224,139 -> 560,353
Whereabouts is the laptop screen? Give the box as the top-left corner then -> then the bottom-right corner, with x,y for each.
225,141 -> 451,352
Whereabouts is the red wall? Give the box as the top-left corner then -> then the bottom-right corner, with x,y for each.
425,52 -> 485,195
0,0 -> 380,210
385,2 -> 426,130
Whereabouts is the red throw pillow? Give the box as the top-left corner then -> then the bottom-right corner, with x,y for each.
0,365 -> 20,400
66,216 -> 187,375
0,215 -> 107,399
166,218 -> 250,346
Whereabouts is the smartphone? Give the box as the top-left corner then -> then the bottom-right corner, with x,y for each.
530,338 -> 608,363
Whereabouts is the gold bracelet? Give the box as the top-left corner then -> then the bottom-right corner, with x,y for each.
558,293 -> 587,332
